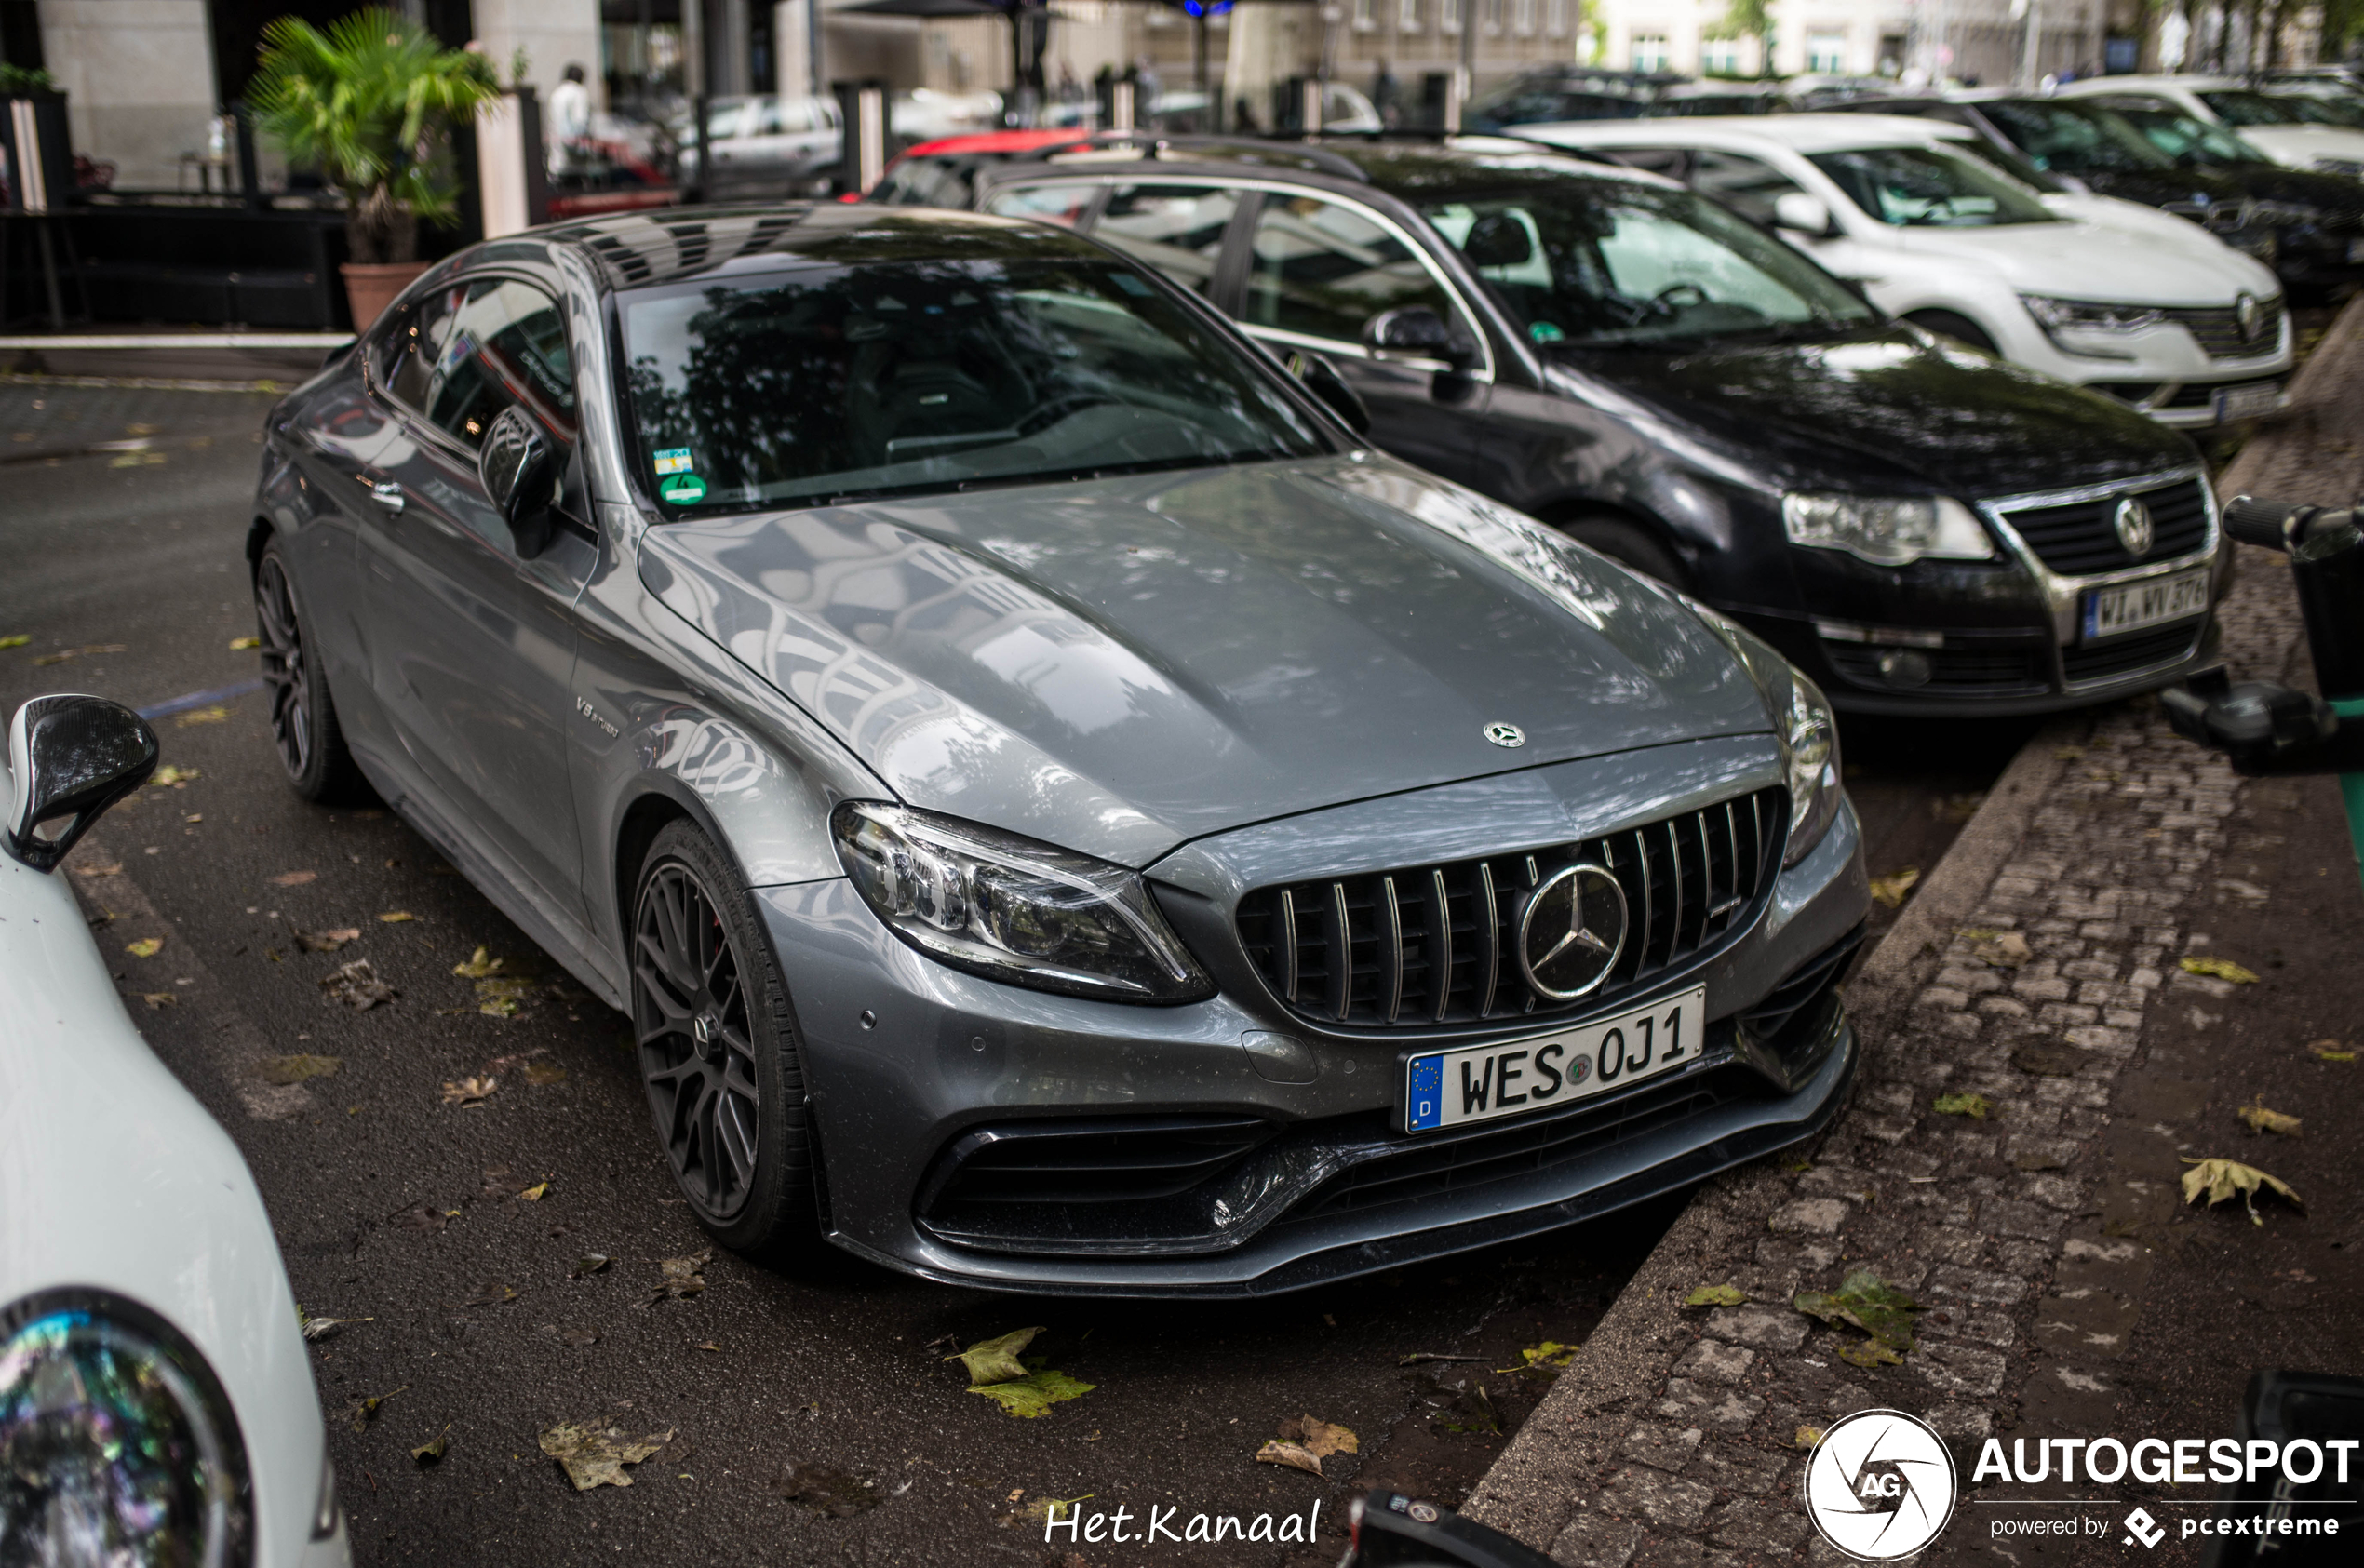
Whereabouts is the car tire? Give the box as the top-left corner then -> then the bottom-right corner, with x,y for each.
631,818 -> 820,1259
253,537 -> 365,803
1907,310 -> 1998,355
1558,517 -> 1690,589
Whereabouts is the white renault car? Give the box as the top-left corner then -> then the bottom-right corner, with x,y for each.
2,695 -> 348,1567
1516,114 -> 2293,428
2057,74 -> 2364,179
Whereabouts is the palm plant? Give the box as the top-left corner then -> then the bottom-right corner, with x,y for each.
249,8 -> 502,262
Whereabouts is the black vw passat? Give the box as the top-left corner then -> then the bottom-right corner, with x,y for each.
248,205 -> 1869,1294
958,135 -> 2229,715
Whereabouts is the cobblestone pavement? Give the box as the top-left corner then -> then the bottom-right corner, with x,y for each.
1458,304 -> 2364,1568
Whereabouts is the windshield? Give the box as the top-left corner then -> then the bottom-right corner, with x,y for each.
1806,143 -> 2057,225
2110,106 -> 2271,166
2199,89 -> 2313,127
1418,178 -> 1877,348
1936,134 -> 2067,193
618,257 -> 1328,516
1980,98 -> 2173,173
2261,92 -> 2364,127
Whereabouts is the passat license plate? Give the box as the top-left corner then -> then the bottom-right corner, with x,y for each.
1404,986 -> 1705,1133
2213,382 -> 2281,422
2081,568 -> 2210,643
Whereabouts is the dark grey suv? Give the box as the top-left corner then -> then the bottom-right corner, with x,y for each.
249,203 -> 1866,1294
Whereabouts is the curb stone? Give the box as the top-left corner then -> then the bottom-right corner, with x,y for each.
1457,294 -> 2364,1565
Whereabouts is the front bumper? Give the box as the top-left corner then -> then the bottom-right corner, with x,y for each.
756,742 -> 1868,1295
2000,309 -> 2293,428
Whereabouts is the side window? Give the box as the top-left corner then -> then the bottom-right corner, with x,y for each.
378,281 -> 465,410
984,181 -> 1100,229
1091,183 -> 1240,294
388,275 -> 576,449
875,155 -> 973,208
1244,193 -> 1462,347
1689,150 -> 1811,227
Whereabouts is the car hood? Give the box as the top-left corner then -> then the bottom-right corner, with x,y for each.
1545,325 -> 2195,496
637,456 -> 1770,866
2232,123 -> 2364,164
1882,217 -> 2259,302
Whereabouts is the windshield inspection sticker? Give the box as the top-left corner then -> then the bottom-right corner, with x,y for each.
659,473 -> 706,504
651,447 -> 694,476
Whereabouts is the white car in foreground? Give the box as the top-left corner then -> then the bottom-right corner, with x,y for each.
2057,74 -> 2364,178
2,694 -> 348,1568
1515,114 -> 2293,428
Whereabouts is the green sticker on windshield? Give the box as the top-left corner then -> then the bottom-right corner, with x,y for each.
1529,321 -> 1566,344
652,446 -> 693,476
659,473 -> 706,504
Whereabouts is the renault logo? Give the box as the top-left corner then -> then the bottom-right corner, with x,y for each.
1484,721 -> 1525,748
2236,291 -> 2263,342
1518,864 -> 1628,1000
2113,495 -> 2154,558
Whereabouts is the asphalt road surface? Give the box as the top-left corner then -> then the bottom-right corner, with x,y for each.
0,381 -> 2011,1568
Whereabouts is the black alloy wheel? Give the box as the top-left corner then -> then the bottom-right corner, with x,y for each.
252,539 -> 359,801
631,819 -> 815,1253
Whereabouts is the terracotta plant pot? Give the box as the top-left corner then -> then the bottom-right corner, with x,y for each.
341,261 -> 430,331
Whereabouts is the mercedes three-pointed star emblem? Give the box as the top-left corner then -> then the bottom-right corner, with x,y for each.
1518,864 -> 1630,1000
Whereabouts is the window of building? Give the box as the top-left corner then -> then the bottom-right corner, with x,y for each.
1806,31 -> 1847,73
1354,0 -> 1376,27
1440,0 -> 1460,33
1700,35 -> 1741,74
1483,0 -> 1505,33
1545,0 -> 1567,36
1402,0 -> 1422,28
1631,32 -> 1670,71
1512,0 -> 1536,34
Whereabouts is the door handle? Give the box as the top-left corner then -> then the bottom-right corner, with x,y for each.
370,480 -> 406,514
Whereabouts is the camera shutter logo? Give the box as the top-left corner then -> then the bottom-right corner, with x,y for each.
2113,495 -> 2154,559
1801,1409 -> 1958,1561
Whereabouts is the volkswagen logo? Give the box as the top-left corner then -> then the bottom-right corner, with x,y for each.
2236,291 -> 2263,342
2112,495 -> 2154,558
1484,721 -> 1525,748
1802,1409 -> 1958,1561
1517,864 -> 1627,1000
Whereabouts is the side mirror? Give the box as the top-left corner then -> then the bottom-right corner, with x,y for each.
479,405 -> 559,552
1285,350 -> 1372,435
1363,306 -> 1477,370
6,695 -> 159,873
1772,191 -> 1837,236
1461,211 -> 1534,269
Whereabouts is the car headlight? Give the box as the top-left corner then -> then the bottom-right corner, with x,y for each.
832,802 -> 1214,1004
1780,494 -> 1994,566
2021,294 -> 2168,333
0,1289 -> 251,1568
1775,669 -> 1843,867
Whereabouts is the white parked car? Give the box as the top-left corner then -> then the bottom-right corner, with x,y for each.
1516,114 -> 2294,428
2056,74 -> 2364,179
2,695 -> 349,1568
678,94 -> 842,199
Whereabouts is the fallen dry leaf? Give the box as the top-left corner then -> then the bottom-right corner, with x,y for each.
32,643 -> 127,666
539,1418 -> 674,1491
73,862 -> 123,878
175,706 -> 229,727
452,945 -> 506,978
1934,1092 -> 1994,1119
270,869 -> 316,886
2238,1097 -> 2302,1137
346,1386 -> 408,1433
140,993 -> 174,1009
1972,931 -> 2031,969
258,1053 -> 342,1085
770,1460 -> 882,1517
2181,956 -> 2261,984
1685,1285 -> 1744,1307
1255,1440 -> 1324,1477
1795,1425 -> 1824,1449
228,636 -> 261,650
477,976 -> 535,1017
292,926 -> 362,953
1793,1268 -> 1923,1362
321,959 -> 396,1010
1867,867 -> 1920,909
0,634 -> 25,650
1276,1415 -> 1358,1456
451,1282 -> 519,1308
125,937 -> 163,958
952,1327 -> 1044,1387
549,1326 -> 600,1347
967,1362 -> 1095,1418
299,1312 -> 373,1341
524,1061 -> 568,1087
412,1427 -> 450,1467
651,1251 -> 712,1304
518,1180 -> 551,1202
151,765 -> 198,787
1496,1340 -> 1578,1373
378,910 -> 417,923
2309,1039 -> 2356,1063
441,1076 -> 497,1107
569,1254 -> 611,1280
389,1203 -> 447,1235
2183,1157 -> 2304,1225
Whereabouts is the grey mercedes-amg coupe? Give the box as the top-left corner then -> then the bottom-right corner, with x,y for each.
248,203 -> 1867,1295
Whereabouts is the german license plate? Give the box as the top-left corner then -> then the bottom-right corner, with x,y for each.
2213,382 -> 2281,422
1404,986 -> 1705,1133
2081,567 -> 2210,642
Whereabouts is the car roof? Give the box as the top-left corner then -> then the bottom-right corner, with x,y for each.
536,202 -> 1110,290
1522,112 -> 1977,154
974,131 -> 1642,188
2060,74 -> 2234,92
